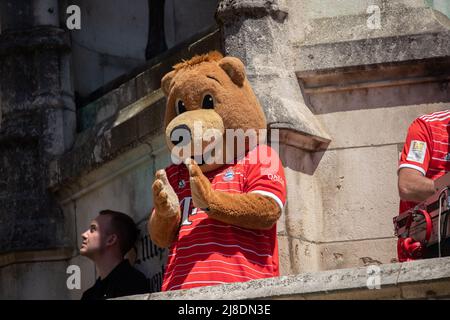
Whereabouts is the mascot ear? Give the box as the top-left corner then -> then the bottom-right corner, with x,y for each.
219,57 -> 246,87
161,70 -> 176,96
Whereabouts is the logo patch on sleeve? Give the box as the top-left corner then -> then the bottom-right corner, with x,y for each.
406,140 -> 427,164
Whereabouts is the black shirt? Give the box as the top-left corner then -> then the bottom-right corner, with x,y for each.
81,259 -> 150,300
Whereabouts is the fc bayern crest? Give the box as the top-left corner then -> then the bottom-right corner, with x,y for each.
223,169 -> 235,181
178,180 -> 186,189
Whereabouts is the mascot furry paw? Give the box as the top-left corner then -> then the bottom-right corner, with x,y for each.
147,51 -> 287,291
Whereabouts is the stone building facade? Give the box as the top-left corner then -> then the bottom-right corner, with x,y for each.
0,0 -> 449,299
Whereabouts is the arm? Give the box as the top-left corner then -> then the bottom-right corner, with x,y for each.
398,168 -> 436,202
147,170 -> 181,248
398,117 -> 434,203
186,159 -> 282,230
209,192 -> 281,230
396,169 -> 434,261
148,209 -> 180,248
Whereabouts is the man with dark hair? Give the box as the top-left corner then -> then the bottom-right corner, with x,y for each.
80,210 -> 150,300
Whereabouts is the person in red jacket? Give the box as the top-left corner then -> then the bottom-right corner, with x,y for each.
398,109 -> 450,261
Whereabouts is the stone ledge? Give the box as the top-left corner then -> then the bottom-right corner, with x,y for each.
0,26 -> 71,56
216,0 -> 288,23
296,31 -> 450,72
297,57 -> 450,95
117,257 -> 450,300
295,32 -> 450,114
0,247 -> 75,269
302,6 -> 447,46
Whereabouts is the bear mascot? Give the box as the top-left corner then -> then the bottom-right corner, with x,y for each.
147,51 -> 287,291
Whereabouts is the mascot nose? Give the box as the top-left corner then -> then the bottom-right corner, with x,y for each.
170,124 -> 191,146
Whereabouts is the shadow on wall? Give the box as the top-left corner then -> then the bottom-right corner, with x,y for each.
279,144 -> 325,176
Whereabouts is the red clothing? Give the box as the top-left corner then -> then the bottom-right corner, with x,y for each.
398,109 -> 450,260
159,144 -> 286,291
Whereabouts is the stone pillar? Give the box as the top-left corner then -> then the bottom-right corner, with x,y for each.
216,0 -> 332,276
0,0 -> 76,257
216,0 -> 330,151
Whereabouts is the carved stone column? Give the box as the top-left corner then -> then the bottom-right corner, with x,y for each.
216,0 -> 330,151
0,0 -> 76,256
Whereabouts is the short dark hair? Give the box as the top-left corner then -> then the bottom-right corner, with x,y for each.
99,210 -> 139,256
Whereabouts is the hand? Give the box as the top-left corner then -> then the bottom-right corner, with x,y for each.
152,169 -> 180,217
184,158 -> 214,209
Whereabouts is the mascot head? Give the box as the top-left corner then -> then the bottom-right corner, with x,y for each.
161,51 -> 267,172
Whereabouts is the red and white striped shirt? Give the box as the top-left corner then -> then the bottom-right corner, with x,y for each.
159,144 -> 286,291
398,109 -> 450,214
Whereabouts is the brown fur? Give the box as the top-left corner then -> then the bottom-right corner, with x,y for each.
148,52 -> 281,248
173,51 -> 223,72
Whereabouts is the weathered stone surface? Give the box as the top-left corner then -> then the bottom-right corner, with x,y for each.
287,237 -> 321,274
282,160 -> 323,241
315,145 -> 399,242
296,32 -> 450,72
0,1 -> 76,255
0,260 -> 74,300
315,238 -> 398,271
216,0 -> 288,22
302,5 -> 446,46
298,57 -> 450,117
0,28 -> 70,56
277,235 -> 293,275
316,103 -> 448,149
283,236 -> 397,274
217,0 -> 331,151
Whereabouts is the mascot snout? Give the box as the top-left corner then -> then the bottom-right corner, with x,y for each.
165,109 -> 225,164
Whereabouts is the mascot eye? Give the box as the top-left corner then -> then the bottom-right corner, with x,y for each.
176,99 -> 186,115
202,94 -> 214,109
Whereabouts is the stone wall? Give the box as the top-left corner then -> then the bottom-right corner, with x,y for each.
0,0 -> 75,261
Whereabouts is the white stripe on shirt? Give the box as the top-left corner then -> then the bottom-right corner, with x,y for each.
173,242 -> 273,257
167,251 -> 274,268
421,110 -> 450,121
250,190 -> 284,210
178,222 -> 271,239
398,163 -> 426,175
165,259 -> 274,276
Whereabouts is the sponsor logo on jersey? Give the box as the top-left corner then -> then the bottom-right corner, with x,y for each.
223,169 -> 235,181
407,140 -> 427,163
268,174 -> 285,186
